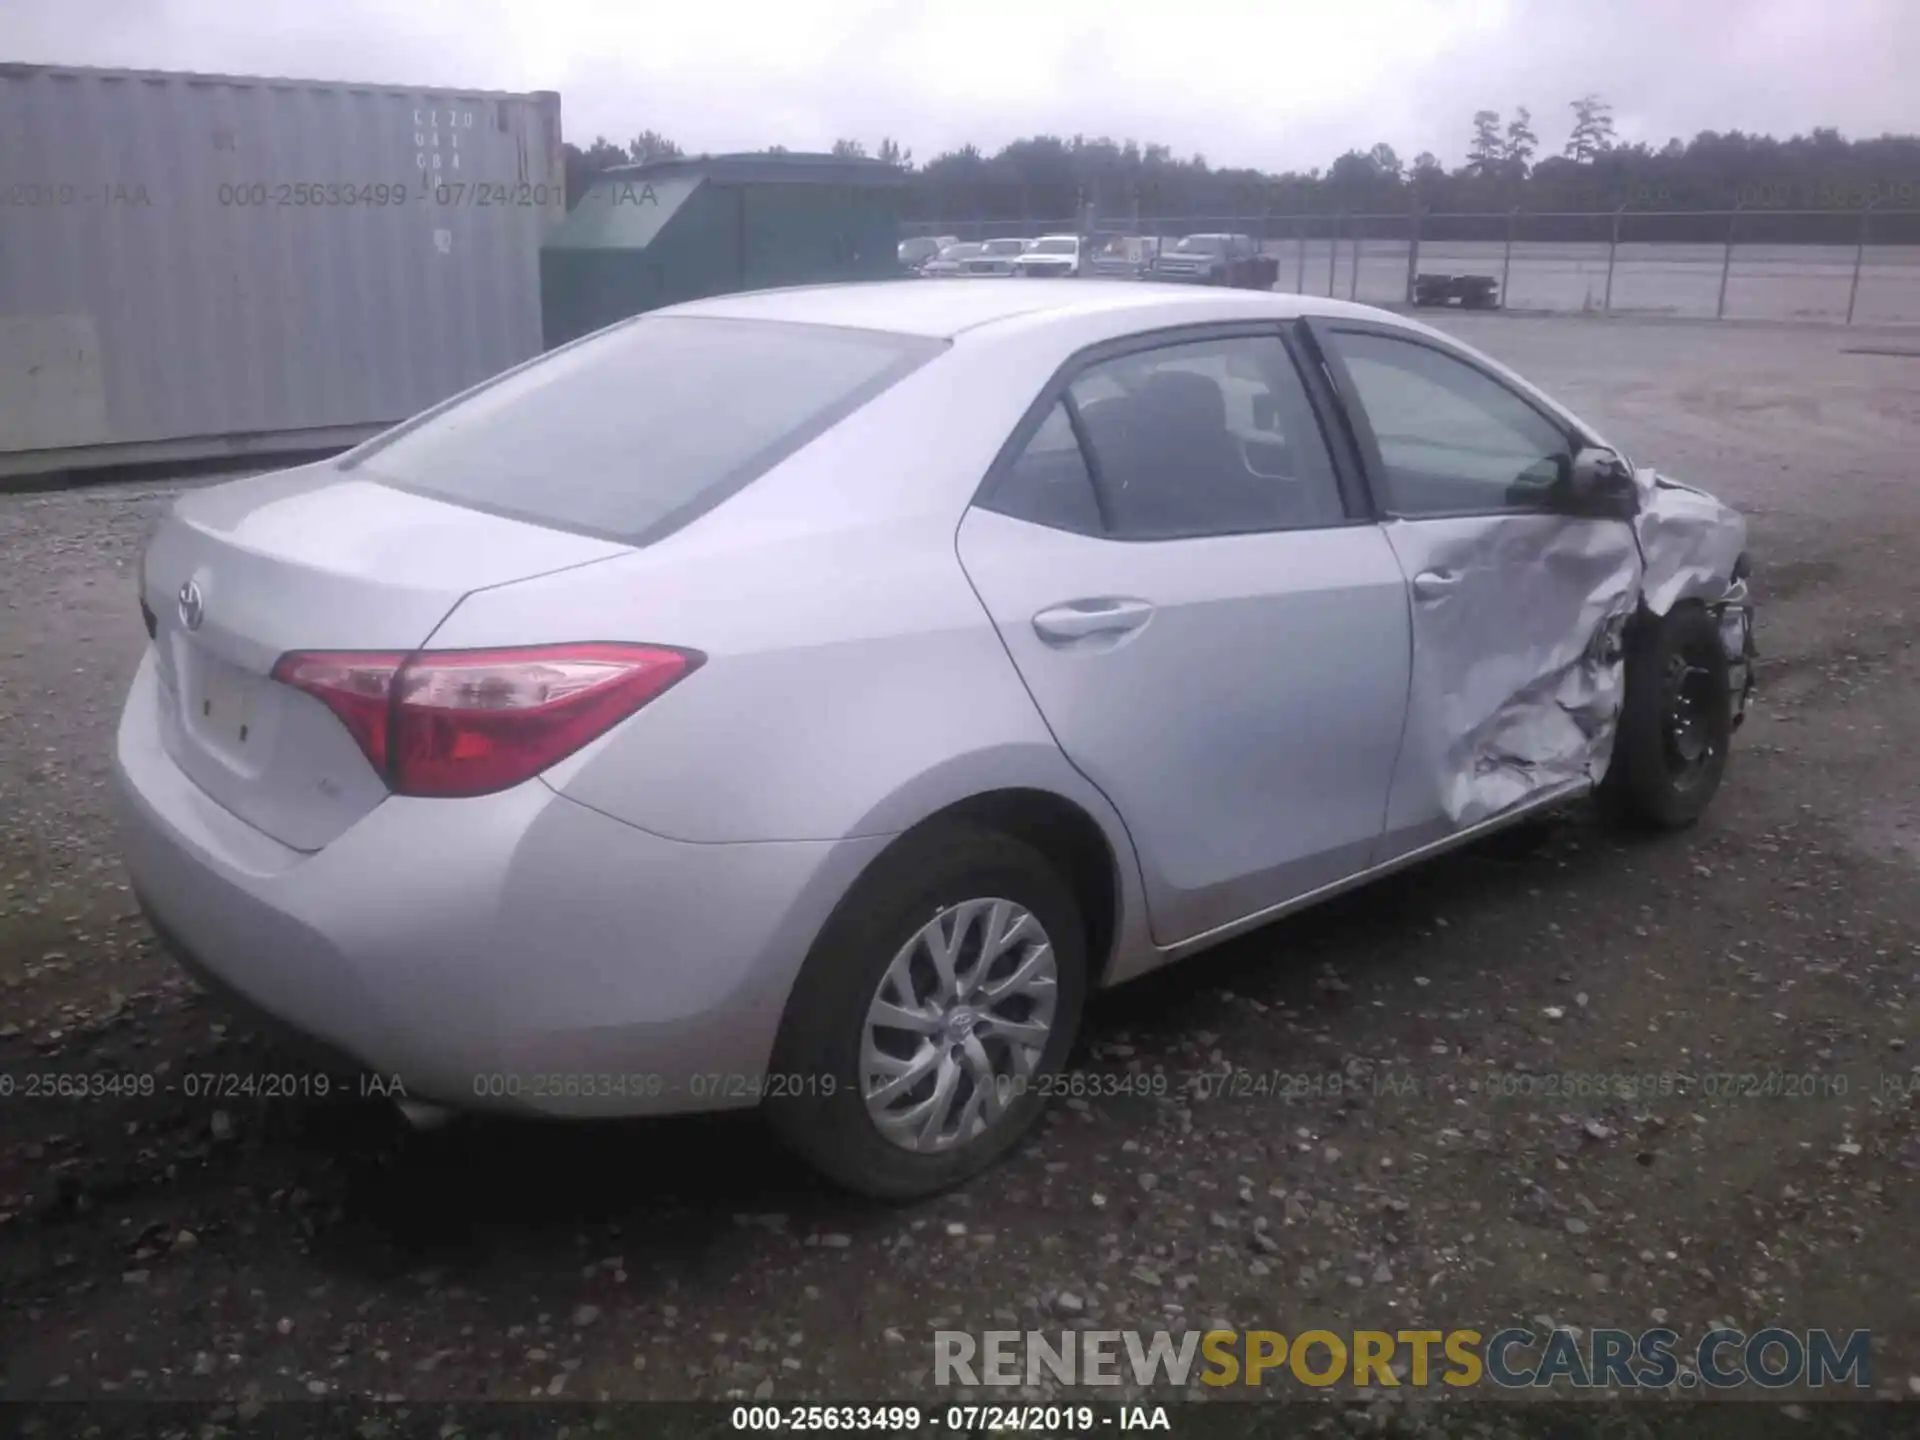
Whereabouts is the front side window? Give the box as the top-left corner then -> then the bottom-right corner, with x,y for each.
1325,330 -> 1575,516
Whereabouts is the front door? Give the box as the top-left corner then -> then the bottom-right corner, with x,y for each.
1308,320 -> 1641,858
957,327 -> 1411,947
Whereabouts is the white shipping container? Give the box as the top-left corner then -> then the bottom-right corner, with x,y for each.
0,62 -> 563,478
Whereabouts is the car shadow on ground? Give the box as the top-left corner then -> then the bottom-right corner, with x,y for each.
236,805 -> 1686,1278
1094,808 -> 1629,1028
11,802 -> 1681,1320
0,798 -> 1716,1376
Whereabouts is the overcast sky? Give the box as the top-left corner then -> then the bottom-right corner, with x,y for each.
5,0 -> 1915,171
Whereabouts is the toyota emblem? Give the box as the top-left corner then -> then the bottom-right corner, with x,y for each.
178,580 -> 204,631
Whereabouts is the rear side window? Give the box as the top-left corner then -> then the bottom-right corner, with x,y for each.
348,316 -> 941,544
991,401 -> 1104,535
988,334 -> 1347,541
1073,336 -> 1346,538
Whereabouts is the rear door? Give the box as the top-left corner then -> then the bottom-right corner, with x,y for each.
957,324 -> 1411,947
1304,319 -> 1641,856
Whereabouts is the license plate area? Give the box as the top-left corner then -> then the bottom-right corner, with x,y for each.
182,646 -> 268,758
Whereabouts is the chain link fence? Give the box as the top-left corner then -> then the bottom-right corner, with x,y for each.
903,209 -> 1920,325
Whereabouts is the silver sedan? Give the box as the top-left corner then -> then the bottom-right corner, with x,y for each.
115,281 -> 1754,1198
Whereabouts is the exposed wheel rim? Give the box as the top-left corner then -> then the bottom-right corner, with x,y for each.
1661,648 -> 1721,791
860,898 -> 1059,1154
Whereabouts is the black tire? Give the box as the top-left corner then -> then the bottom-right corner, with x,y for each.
1600,602 -> 1733,830
766,825 -> 1088,1200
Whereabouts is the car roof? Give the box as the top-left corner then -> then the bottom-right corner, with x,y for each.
665,278 -> 1396,340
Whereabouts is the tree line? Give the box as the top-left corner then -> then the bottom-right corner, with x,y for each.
562,96 -> 1920,228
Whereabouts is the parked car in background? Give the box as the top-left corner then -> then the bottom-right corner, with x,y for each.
1089,235 -> 1162,277
1413,272 -> 1502,309
1151,233 -> 1279,289
1010,235 -> 1083,278
964,238 -> 1034,275
899,234 -> 961,273
117,279 -> 1755,1201
920,241 -> 985,277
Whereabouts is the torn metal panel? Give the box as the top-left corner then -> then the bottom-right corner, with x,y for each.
1632,467 -> 1749,615
1379,513 -> 1640,835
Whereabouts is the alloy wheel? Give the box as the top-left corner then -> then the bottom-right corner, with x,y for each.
859,898 -> 1059,1153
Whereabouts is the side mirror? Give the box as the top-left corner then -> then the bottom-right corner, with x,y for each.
1251,392 -> 1277,430
1568,446 -> 1638,516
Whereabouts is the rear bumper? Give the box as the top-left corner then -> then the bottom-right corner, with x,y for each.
113,652 -> 886,1117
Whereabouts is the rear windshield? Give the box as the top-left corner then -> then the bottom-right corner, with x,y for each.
1033,239 -> 1077,255
348,316 -> 942,544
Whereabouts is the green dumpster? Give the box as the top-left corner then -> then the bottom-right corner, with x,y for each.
540,152 -> 909,348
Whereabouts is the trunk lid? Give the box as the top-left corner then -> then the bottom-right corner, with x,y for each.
139,462 -> 632,850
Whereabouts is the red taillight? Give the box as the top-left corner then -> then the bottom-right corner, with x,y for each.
270,643 -> 702,798
271,650 -> 408,777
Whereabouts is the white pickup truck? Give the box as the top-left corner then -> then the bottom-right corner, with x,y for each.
1008,234 -> 1083,278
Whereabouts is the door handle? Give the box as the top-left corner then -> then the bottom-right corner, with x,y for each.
1032,599 -> 1155,643
1411,570 -> 1460,601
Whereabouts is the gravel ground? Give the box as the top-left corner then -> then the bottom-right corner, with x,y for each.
1,313 -> 1917,1416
